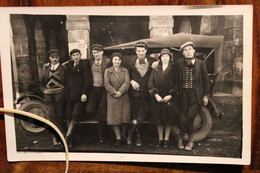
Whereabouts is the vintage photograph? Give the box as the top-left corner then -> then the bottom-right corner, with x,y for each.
0,6 -> 252,164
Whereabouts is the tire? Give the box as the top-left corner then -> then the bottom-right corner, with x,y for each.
172,106 -> 212,142
16,100 -> 49,134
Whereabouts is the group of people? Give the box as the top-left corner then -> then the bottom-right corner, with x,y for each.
41,40 -> 210,151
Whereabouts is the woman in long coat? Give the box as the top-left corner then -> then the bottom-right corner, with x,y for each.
104,52 -> 131,146
148,48 -> 179,148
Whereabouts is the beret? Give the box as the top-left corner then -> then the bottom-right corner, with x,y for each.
180,41 -> 195,52
91,44 -> 104,51
70,49 -> 81,56
47,49 -> 60,57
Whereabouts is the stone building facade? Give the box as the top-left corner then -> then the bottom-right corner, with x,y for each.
10,15 -> 243,98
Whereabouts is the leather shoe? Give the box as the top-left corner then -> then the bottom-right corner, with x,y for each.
185,140 -> 194,151
115,139 -> 121,146
99,136 -> 104,144
53,137 -> 61,146
177,138 -> 184,149
126,135 -> 132,145
163,140 -> 169,148
156,140 -> 163,148
135,134 -> 142,147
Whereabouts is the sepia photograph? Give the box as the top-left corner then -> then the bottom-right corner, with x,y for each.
0,6 -> 252,164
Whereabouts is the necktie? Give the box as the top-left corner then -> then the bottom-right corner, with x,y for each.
139,58 -> 146,65
185,58 -> 195,67
74,62 -> 78,67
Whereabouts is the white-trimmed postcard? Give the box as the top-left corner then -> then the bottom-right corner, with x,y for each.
0,5 -> 252,165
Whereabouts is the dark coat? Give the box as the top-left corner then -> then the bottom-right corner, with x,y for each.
148,62 -> 179,124
175,58 -> 210,105
67,59 -> 93,101
127,56 -> 155,101
104,66 -> 131,125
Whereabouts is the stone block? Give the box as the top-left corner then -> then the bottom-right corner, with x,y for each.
12,35 -> 28,43
224,16 -> 235,29
233,28 -> 243,46
14,42 -> 29,56
150,28 -> 173,38
68,30 -> 90,43
200,16 -> 211,35
35,42 -> 46,49
234,16 -> 243,27
34,28 -> 44,36
66,15 -> 89,21
11,14 -> 24,20
36,48 -> 46,58
149,16 -> 174,29
66,20 -> 90,30
224,15 -> 243,29
11,19 -> 27,36
35,36 -> 45,42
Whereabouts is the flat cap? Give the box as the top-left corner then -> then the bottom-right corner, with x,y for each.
70,49 -> 81,56
47,49 -> 60,57
180,41 -> 195,52
135,41 -> 148,49
91,44 -> 104,51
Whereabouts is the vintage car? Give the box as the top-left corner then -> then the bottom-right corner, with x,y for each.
16,33 -> 225,142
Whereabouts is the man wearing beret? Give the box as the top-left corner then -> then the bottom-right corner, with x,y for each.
65,49 -> 93,147
41,49 -> 68,146
175,41 -> 210,151
85,44 -> 111,144
126,41 -> 155,147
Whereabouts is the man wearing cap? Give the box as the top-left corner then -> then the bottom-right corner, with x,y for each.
65,49 -> 93,147
85,44 -> 111,144
126,41 -> 155,147
41,49 -> 68,146
175,41 -> 210,151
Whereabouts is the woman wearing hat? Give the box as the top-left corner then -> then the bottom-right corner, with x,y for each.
148,48 -> 179,148
104,52 -> 131,146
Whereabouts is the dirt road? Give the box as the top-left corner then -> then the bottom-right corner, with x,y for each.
15,96 -> 242,158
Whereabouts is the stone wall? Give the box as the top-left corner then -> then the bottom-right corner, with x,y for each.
223,16 -> 243,96
149,16 -> 174,37
11,15 -> 32,95
66,15 -> 90,59
200,15 -> 243,96
34,20 -> 46,82
149,16 -> 174,59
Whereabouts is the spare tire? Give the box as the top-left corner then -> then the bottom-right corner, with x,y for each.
16,99 -> 49,134
172,106 -> 212,142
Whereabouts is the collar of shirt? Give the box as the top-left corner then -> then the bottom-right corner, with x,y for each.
51,63 -> 60,71
73,61 -> 79,67
191,58 -> 195,65
137,57 -> 147,64
95,57 -> 103,65
185,58 -> 195,65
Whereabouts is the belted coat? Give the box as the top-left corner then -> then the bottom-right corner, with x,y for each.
104,66 -> 131,125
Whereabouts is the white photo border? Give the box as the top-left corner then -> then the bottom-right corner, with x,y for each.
0,5 -> 253,165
